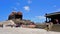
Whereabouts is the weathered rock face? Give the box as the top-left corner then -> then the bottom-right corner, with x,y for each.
8,13 -> 15,20
15,12 -> 22,20
8,12 -> 23,20
8,12 -> 23,24
8,12 -> 35,26
6,11 -> 36,28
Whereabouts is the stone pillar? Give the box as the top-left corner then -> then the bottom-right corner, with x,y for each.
45,13 -> 48,23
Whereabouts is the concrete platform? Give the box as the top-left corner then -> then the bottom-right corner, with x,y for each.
0,27 -> 60,34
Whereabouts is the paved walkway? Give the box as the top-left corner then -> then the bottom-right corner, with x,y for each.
0,27 -> 60,34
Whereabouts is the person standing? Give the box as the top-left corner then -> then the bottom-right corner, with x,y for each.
55,19 -> 59,24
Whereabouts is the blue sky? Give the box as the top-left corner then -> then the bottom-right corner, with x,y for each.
0,0 -> 60,23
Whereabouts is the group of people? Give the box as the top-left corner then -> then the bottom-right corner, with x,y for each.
54,19 -> 60,24
46,19 -> 60,31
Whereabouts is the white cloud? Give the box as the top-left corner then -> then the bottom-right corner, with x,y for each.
35,16 -> 46,19
52,8 -> 60,12
14,7 -> 17,10
16,2 -> 20,6
12,7 -> 17,10
30,16 -> 46,23
23,6 -> 30,11
56,8 -> 60,11
28,0 -> 32,4
53,5 -> 57,7
11,7 -> 18,11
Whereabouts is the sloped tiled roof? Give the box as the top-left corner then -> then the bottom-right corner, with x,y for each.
45,12 -> 60,17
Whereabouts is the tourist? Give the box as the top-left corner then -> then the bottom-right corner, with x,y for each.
55,19 -> 59,24
46,23 -> 49,31
49,22 -> 53,31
